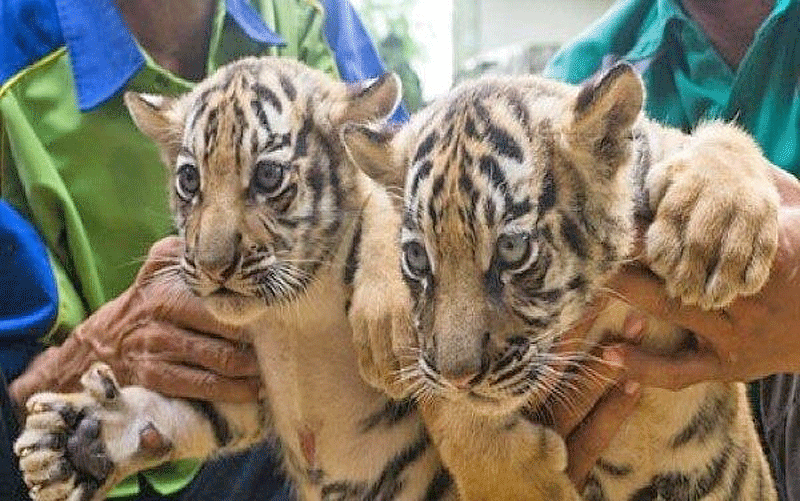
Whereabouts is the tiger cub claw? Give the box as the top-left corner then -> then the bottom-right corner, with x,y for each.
349,280 -> 417,400
15,363 -> 171,501
644,123 -> 780,310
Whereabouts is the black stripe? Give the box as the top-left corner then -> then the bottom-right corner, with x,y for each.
360,397 -> 416,431
479,155 -> 507,189
414,131 -> 438,163
671,393 -> 731,448
204,108 -> 219,157
307,162 -> 325,224
294,116 -> 313,158
492,359 -> 527,385
253,83 -> 282,113
503,89 -> 530,128
431,174 -> 445,197
186,400 -> 232,447
188,98 -> 210,134
596,458 -> 633,477
343,218 -> 363,286
560,214 -> 588,259
465,114 -> 479,138
410,160 -> 433,197
271,182 -> 298,214
363,432 -> 431,500
279,75 -> 297,101
512,251 -> 550,294
517,313 -> 551,329
529,288 -> 563,304
485,197 -> 496,224
423,467 -> 453,500
505,197 -> 531,221
458,171 -> 474,196
563,276 -> 583,292
321,132 -> 343,208
321,481 -> 365,500
628,442 -> 731,501
402,209 -> 418,231
487,123 -> 523,162
251,98 -> 270,130
360,125 -> 394,144
538,170 -> 557,216
484,259 -> 503,301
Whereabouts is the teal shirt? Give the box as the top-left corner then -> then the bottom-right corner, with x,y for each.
544,0 -> 800,176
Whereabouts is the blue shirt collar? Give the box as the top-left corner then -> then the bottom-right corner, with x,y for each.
54,0 -> 285,111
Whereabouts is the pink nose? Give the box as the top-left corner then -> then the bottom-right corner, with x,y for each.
447,372 -> 479,390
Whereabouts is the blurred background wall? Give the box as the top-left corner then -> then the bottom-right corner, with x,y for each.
351,0 -> 617,110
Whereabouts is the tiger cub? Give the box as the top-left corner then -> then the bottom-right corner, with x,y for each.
14,57 -> 455,501
343,63 -> 779,500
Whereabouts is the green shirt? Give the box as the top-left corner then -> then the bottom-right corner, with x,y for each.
1,0 -> 338,496
544,0 -> 800,176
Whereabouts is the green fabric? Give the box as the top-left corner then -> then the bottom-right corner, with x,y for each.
0,0 -> 337,496
544,0 -> 800,176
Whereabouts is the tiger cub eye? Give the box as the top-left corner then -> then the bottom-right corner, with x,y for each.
402,241 -> 431,278
252,160 -> 286,196
175,164 -> 200,201
496,232 -> 531,269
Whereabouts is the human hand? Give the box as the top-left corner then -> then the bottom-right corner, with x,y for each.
543,305 -> 643,489
10,237 -> 261,408
606,167 -> 800,388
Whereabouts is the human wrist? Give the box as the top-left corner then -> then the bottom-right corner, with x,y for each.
9,335 -> 96,409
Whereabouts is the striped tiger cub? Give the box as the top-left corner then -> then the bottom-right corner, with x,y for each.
343,63 -> 779,500
14,57 -> 456,501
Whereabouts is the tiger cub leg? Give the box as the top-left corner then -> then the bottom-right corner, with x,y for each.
15,363 -> 265,501
643,122 -> 780,310
420,400 -> 580,501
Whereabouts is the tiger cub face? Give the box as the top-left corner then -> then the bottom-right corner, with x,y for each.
345,65 -> 643,416
126,57 -> 399,325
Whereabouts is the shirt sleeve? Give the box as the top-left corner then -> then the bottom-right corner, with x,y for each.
320,0 -> 409,122
1,106 -> 88,349
0,201 -> 56,380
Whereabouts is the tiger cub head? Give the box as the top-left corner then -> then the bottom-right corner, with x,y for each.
125,57 -> 400,325
344,64 -> 642,415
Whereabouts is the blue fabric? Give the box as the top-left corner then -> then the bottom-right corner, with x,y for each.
1,0 -> 285,111
0,202 -> 55,380
322,0 -> 409,122
225,0 -> 285,46
0,0 -> 64,85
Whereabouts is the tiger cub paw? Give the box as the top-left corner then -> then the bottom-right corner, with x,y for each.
644,123 -> 779,310
15,364 -> 173,501
349,279 -> 417,400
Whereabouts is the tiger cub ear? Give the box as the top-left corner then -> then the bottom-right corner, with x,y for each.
124,92 -> 182,155
564,63 -> 643,174
342,123 -> 404,190
335,73 -> 402,125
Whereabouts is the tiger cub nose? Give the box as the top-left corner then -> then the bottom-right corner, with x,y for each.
446,371 -> 480,390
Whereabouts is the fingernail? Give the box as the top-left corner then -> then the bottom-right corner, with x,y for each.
603,347 -> 624,367
624,380 -> 641,395
622,313 -> 646,340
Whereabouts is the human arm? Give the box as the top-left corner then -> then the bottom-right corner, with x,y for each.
605,166 -> 800,387
8,237 -> 262,413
